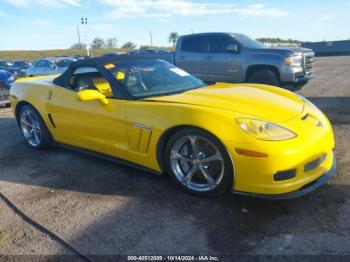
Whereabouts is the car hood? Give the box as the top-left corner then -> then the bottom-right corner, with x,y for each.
145,83 -> 305,123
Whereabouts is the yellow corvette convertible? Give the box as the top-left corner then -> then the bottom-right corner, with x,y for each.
10,56 -> 336,198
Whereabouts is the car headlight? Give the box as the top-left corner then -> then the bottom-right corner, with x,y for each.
295,94 -> 317,108
285,55 -> 303,67
236,118 -> 296,141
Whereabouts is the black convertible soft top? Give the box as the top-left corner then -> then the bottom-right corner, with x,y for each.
69,54 -> 151,67
53,54 -> 153,87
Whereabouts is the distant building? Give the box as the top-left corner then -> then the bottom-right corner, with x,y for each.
301,40 -> 350,56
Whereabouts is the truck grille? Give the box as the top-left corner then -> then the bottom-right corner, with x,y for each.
303,52 -> 315,76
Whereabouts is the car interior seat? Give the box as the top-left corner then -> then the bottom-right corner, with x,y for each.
73,74 -> 98,92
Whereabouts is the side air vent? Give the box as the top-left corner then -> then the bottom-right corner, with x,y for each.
48,113 -> 56,128
129,123 -> 152,154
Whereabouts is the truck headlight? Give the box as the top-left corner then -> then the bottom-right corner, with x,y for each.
237,118 -> 296,141
285,55 -> 303,67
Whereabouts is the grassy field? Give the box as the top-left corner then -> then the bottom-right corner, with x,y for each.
0,48 -> 130,62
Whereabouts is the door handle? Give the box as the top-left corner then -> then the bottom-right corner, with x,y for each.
179,56 -> 185,60
204,56 -> 213,60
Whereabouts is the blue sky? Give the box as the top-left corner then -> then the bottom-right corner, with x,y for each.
0,0 -> 349,50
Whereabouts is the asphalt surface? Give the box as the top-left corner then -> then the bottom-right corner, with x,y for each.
0,56 -> 349,258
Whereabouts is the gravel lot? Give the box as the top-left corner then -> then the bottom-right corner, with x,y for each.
0,56 -> 349,259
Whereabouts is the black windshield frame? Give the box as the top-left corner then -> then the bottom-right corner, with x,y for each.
105,59 -> 206,100
54,57 -> 207,101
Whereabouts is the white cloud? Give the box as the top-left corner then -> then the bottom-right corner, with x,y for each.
318,14 -> 334,22
64,25 -> 76,31
237,4 -> 288,18
100,0 -> 287,20
4,0 -> 28,7
4,0 -> 80,7
31,19 -> 54,26
0,10 -> 6,16
90,23 -> 114,30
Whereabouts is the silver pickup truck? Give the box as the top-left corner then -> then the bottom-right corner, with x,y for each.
132,32 -> 315,90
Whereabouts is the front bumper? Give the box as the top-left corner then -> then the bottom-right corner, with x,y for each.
280,65 -> 313,87
233,157 -> 336,200
294,73 -> 313,84
224,103 -> 335,198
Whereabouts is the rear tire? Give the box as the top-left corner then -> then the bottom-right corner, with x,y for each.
18,105 -> 51,149
248,69 -> 279,87
165,127 -> 233,197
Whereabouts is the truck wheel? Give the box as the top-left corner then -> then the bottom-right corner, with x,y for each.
248,69 -> 279,87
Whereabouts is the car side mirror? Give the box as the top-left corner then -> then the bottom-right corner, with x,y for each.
77,90 -> 109,105
226,44 -> 238,53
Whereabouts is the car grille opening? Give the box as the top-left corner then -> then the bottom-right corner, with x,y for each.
304,154 -> 327,172
274,169 -> 297,181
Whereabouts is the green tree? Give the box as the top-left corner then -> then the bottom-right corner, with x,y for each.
121,41 -> 137,49
168,32 -> 179,47
106,38 -> 117,49
90,37 -> 106,49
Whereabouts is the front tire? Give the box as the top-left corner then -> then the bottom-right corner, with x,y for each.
248,69 -> 280,87
165,128 -> 233,197
19,105 -> 51,149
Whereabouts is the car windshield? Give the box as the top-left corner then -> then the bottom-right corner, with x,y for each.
107,60 -> 205,99
56,59 -> 74,68
232,34 -> 265,49
0,61 -> 11,67
13,61 -> 27,66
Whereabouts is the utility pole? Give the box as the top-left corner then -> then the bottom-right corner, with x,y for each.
76,26 -> 81,46
150,31 -> 153,47
115,36 -> 118,54
81,17 -> 89,56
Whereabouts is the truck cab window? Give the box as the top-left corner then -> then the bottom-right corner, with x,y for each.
208,35 -> 235,53
181,36 -> 204,52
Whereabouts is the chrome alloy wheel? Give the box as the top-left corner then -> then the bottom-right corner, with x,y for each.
20,109 -> 42,147
170,135 -> 225,192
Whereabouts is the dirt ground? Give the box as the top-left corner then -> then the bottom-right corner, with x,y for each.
0,56 -> 349,259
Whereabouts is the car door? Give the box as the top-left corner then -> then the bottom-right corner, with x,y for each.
46,67 -> 129,159
175,35 -> 206,79
201,34 -> 243,83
